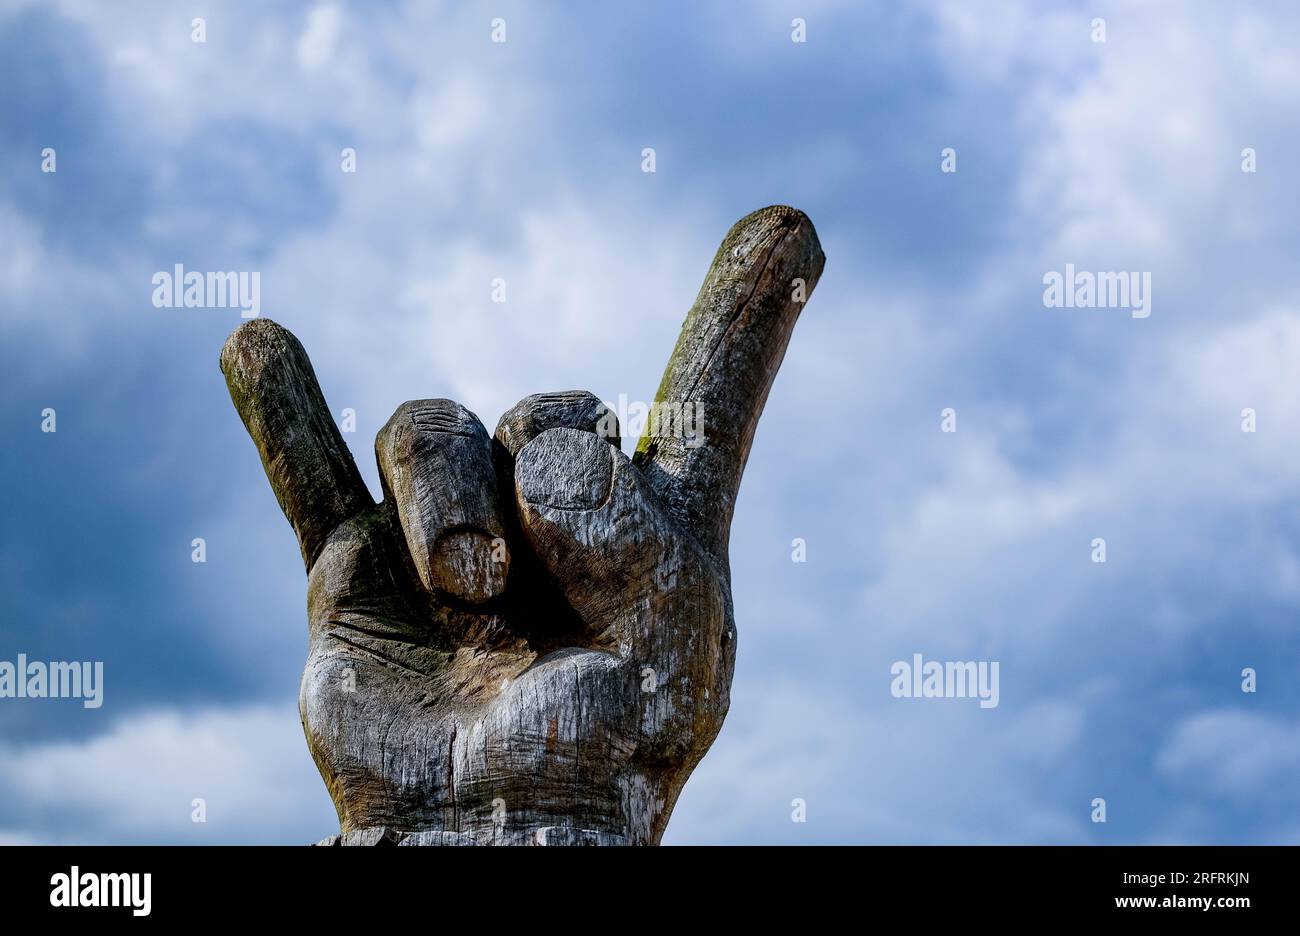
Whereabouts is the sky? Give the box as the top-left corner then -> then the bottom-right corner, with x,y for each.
2,0 -> 1299,845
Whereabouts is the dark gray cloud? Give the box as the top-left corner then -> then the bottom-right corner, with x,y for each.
3,0 -> 1299,844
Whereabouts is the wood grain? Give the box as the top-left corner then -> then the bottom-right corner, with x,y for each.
221,207 -> 824,844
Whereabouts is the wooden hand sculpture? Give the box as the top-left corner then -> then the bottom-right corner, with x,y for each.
220,206 -> 824,845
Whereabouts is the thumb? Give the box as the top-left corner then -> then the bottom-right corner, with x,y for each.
513,428 -> 725,651
514,427 -> 735,765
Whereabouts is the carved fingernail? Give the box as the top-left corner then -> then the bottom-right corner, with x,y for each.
428,529 -> 509,603
516,428 -> 614,511
494,391 -> 619,457
376,399 -> 510,604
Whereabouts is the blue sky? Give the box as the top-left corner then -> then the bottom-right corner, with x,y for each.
3,0 -> 1300,844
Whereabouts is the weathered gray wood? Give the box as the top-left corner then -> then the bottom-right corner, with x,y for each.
376,400 -> 509,604
220,206 -> 824,844
634,205 -> 825,564
220,319 -> 373,569
494,390 -> 618,457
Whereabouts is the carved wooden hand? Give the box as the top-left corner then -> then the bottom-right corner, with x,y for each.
220,206 -> 824,845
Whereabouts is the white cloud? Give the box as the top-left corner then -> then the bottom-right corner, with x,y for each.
8,0 -> 1300,845
668,681 -> 1086,844
0,705 -> 335,844
1158,709 -> 1300,798
296,3 -> 343,72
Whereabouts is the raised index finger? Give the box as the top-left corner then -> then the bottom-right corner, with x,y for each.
633,206 -> 825,562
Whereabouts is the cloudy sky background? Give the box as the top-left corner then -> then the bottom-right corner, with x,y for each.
3,0 -> 1300,844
